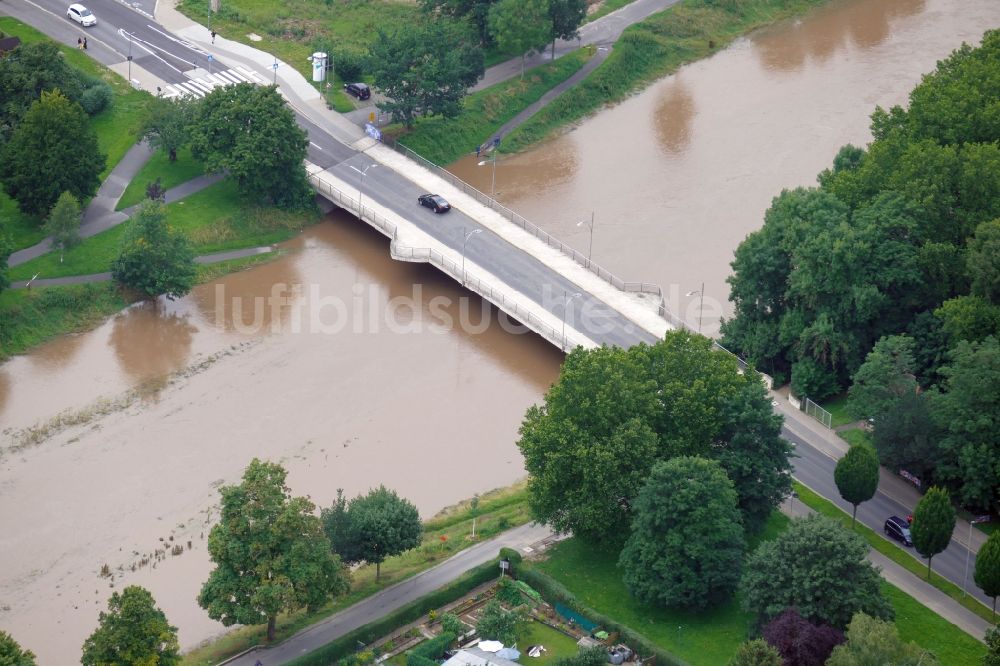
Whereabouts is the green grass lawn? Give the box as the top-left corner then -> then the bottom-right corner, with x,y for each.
793,481 -> 998,627
9,180 -> 315,281
182,483 -> 533,665
517,620 -> 585,665
1,190 -> 45,251
533,513 -> 790,666
117,148 -> 206,211
838,427 -> 872,449
388,49 -> 591,166
822,393 -> 856,428
885,583 -> 987,664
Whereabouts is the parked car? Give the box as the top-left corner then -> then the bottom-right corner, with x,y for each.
418,194 -> 451,214
344,82 -> 371,100
67,3 -> 97,26
884,515 -> 913,546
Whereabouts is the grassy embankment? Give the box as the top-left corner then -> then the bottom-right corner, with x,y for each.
534,512 -> 987,665
503,0 -> 831,153
388,49 -> 592,165
0,17 -> 154,250
181,483 -> 532,665
117,147 -> 207,211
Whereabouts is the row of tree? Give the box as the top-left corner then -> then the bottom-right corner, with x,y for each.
369,0 -> 586,127
721,29 -> 1000,511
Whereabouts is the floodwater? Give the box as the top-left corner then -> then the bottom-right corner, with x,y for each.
3,0 -> 999,661
449,0 -> 1000,338
0,217 -> 562,663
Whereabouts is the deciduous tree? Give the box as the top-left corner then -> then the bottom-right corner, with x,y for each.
911,486 -> 956,580
871,391 -> 937,481
547,0 -> 586,59
985,626 -> 1000,666
188,84 -> 311,208
198,459 -> 350,642
368,22 -> 484,127
740,515 -> 892,628
141,96 -> 192,162
825,612 -> 937,666
81,586 -> 179,666
620,457 -> 744,609
0,236 -> 11,297
834,444 -> 880,527
975,532 -> 1000,617
968,219 -> 1000,302
0,41 -> 85,141
111,200 -> 195,300
44,191 -> 82,261
847,336 -> 918,421
728,639 -> 782,666
336,485 -> 422,580
488,0 -> 551,79
761,607 -> 844,666
0,90 -> 104,217
0,631 -> 36,666
475,599 -> 522,645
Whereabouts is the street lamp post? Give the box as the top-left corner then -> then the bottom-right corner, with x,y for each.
576,211 -> 595,262
462,228 -> 482,285
562,290 -> 582,351
348,163 -> 378,218
685,282 -> 705,334
477,150 -> 498,199
963,517 -> 989,596
126,32 -> 133,81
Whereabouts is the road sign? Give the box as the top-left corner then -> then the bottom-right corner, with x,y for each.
207,54 -> 213,61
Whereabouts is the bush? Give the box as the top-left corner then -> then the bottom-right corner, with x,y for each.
80,83 -> 114,115
334,50 -> 366,82
284,556 -> 502,666
406,632 -> 455,666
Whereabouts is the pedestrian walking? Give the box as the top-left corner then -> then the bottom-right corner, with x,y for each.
211,30 -> 216,43
77,37 -> 83,49
83,37 -> 88,50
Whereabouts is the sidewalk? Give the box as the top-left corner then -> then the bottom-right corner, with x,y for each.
781,496 -> 990,642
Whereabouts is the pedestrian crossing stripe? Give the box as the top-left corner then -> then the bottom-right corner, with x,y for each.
160,66 -> 269,99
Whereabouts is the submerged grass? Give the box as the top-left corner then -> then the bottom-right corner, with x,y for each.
387,49 -> 592,165
503,0 -> 829,153
181,482 -> 532,665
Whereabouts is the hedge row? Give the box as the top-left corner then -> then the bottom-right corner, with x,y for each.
516,568 -> 688,666
284,556 -> 502,666
407,631 -> 456,666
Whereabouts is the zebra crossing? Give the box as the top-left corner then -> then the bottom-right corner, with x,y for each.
160,66 -> 269,99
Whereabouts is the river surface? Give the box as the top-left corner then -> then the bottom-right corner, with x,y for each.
2,0 -> 999,662
450,0 -> 998,337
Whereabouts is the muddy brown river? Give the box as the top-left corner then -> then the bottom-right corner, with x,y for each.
2,0 -> 999,662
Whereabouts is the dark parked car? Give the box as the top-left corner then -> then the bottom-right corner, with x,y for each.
344,82 -> 371,100
418,194 -> 451,214
884,516 -> 913,547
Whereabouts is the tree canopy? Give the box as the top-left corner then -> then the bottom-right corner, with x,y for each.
0,41 -> 85,142
325,485 -> 422,580
728,639 -> 782,666
488,0 -> 551,78
739,515 -> 892,628
518,330 -> 790,541
1,89 -> 104,217
834,444 -> 880,526
761,608 -> 844,666
619,457 -> 744,609
111,200 -> 196,300
911,486 -> 956,579
475,599 -> 523,645
141,97 -> 193,162
975,531 -> 1000,616
198,459 -> 350,642
81,586 -> 179,666
369,21 -> 484,127
825,613 -> 937,666
188,83 -> 312,208
44,191 -> 82,260
847,336 -> 918,421
0,631 -> 36,666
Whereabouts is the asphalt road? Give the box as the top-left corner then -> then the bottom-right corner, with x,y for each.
784,425 -> 992,607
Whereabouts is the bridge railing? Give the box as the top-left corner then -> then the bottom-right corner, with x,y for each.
308,169 -> 572,350
382,138 -> 677,322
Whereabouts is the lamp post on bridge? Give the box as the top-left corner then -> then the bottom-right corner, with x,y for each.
576,211 -> 595,263
686,282 -> 705,335
562,290 -> 582,351
462,228 -> 482,286
347,163 -> 378,219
